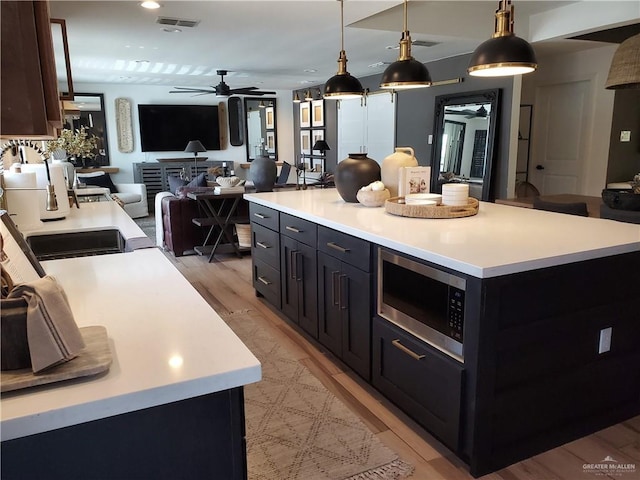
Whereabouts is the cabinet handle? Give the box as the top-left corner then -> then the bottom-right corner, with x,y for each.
339,274 -> 348,310
257,276 -> 272,286
295,251 -> 303,281
326,242 -> 350,253
285,225 -> 302,233
255,241 -> 270,249
392,339 -> 425,361
253,212 -> 267,219
290,250 -> 297,280
331,270 -> 340,306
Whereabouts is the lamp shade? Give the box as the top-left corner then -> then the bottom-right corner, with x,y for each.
468,35 -> 537,77
184,140 -> 207,153
605,33 -> 640,89
380,57 -> 432,89
312,140 -> 330,153
324,69 -> 365,99
468,0 -> 537,77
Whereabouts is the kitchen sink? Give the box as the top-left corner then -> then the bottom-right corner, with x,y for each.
26,229 -> 126,261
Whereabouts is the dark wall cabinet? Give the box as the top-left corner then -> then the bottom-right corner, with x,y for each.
1,1 -> 62,138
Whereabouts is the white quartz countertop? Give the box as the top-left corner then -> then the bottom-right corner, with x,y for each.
20,200 -> 146,240
1,205 -> 261,441
244,189 -> 640,278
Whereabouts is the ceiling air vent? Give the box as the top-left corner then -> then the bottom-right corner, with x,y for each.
412,40 -> 439,48
156,17 -> 200,28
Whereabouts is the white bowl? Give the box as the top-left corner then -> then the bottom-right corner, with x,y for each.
216,176 -> 241,187
405,193 -> 442,205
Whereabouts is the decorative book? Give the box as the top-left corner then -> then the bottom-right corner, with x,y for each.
398,166 -> 431,197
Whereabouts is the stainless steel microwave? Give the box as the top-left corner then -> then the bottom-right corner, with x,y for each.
377,248 -> 465,362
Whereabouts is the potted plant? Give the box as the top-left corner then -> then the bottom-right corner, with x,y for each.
46,126 -> 98,167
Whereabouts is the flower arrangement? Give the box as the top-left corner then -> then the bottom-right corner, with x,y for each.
46,126 -> 98,159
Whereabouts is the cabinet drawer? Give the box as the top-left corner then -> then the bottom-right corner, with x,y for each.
280,213 -> 317,247
318,226 -> 370,272
249,203 -> 279,231
253,258 -> 281,309
372,316 -> 463,451
251,223 -> 280,269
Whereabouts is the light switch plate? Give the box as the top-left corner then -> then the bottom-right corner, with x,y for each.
598,327 -> 612,354
428,134 -> 433,145
620,131 -> 631,142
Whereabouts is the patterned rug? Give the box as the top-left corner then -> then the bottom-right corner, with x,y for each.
222,310 -> 414,480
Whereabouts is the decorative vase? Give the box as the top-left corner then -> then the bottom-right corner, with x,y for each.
250,156 -> 277,192
335,153 -> 381,203
381,147 -> 418,197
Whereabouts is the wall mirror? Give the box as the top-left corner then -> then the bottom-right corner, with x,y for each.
244,98 -> 277,161
430,89 -> 501,201
63,93 -> 110,166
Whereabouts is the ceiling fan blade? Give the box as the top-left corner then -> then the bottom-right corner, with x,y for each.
170,87 -> 215,94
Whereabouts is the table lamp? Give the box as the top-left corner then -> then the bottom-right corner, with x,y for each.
184,140 -> 207,179
312,140 -> 330,173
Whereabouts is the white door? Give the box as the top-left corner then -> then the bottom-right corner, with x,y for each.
337,98 -> 365,162
530,80 -> 591,194
365,92 -> 396,164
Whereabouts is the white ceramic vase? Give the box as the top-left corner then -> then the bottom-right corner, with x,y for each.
381,147 -> 418,197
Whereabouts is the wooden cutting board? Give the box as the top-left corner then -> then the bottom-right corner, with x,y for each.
1,326 -> 112,393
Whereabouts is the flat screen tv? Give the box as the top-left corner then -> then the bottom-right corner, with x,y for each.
138,104 -> 221,152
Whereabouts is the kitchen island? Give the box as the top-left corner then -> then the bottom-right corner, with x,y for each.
244,188 -> 640,477
1,201 -> 261,479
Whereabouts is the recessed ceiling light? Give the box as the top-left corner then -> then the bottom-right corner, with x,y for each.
140,1 -> 161,9
162,27 -> 181,33
368,62 -> 385,68
135,60 -> 150,64
303,69 -> 317,73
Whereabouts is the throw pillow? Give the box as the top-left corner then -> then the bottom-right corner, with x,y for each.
80,172 -> 118,193
187,172 -> 207,188
168,175 -> 188,194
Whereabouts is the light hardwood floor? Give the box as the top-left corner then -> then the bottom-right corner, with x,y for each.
166,252 -> 640,480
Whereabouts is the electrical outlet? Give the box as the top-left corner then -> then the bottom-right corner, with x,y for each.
620,131 -> 631,142
428,134 -> 433,145
598,327 -> 612,354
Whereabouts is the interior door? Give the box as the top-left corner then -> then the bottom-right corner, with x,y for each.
337,98 -> 365,162
530,80 -> 591,194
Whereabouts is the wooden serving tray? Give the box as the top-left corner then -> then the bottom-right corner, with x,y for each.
385,196 -> 479,219
1,326 -> 112,393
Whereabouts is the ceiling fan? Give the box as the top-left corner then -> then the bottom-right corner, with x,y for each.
445,105 -> 488,119
170,70 -> 276,97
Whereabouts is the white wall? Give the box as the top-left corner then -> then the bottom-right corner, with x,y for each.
74,82 -> 294,183
520,44 -> 617,196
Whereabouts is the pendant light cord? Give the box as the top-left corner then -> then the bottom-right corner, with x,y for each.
403,0 -> 408,33
340,0 -> 345,52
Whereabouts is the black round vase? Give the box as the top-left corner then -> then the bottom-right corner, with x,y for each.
250,156 -> 277,192
335,153 -> 381,203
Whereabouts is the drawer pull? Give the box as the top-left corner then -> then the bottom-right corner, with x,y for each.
257,276 -> 272,286
253,213 -> 267,219
327,242 -> 350,253
285,225 -> 302,233
392,339 -> 425,361
255,241 -> 270,249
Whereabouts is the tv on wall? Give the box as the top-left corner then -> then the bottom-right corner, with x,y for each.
138,104 -> 221,152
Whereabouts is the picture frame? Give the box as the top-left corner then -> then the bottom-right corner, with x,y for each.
311,99 -> 324,127
265,106 -> 275,130
266,131 -> 276,153
300,130 -> 311,155
312,130 -> 325,153
299,102 -> 311,128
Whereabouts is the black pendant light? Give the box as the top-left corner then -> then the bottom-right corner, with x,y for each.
468,0 -> 537,77
380,0 -> 431,90
324,0 -> 364,99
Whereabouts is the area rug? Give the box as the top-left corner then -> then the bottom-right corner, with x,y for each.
221,310 -> 414,480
